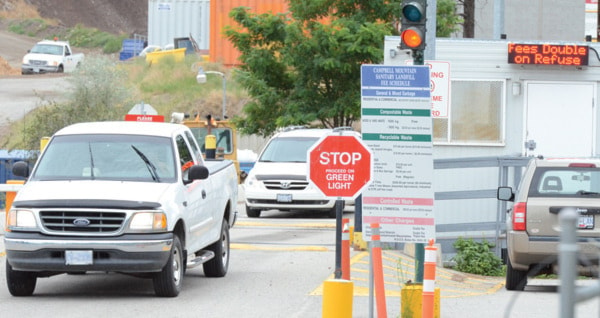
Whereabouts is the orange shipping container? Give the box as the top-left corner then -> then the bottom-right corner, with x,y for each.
210,0 -> 289,67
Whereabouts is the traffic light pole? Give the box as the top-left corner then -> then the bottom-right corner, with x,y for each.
412,49 -> 426,284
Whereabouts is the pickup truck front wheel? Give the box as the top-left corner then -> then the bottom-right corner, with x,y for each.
203,220 -> 230,277
6,260 -> 37,296
153,235 -> 183,297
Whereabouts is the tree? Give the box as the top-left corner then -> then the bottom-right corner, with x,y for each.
226,0 -> 463,136
457,0 -> 475,38
437,0 -> 463,37
225,1 -> 400,137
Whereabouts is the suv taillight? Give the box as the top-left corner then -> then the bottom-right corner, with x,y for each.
513,202 -> 527,231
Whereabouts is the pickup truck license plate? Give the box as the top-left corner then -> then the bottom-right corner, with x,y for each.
65,250 -> 93,265
578,215 -> 594,229
277,194 -> 292,203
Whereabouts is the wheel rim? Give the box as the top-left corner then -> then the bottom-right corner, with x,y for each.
172,246 -> 181,285
221,229 -> 229,265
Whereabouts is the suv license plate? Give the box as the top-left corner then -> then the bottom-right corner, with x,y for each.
65,250 -> 93,265
277,194 -> 292,203
578,215 -> 594,229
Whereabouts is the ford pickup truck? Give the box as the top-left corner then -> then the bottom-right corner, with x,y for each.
4,121 -> 238,297
21,40 -> 84,74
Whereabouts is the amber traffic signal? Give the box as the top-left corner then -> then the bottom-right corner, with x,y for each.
400,0 -> 427,51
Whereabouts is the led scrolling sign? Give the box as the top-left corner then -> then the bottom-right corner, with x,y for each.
507,43 -> 589,66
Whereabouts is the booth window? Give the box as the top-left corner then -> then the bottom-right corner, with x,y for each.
434,80 -> 504,145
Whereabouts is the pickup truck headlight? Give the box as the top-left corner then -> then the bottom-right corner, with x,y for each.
7,209 -> 38,231
129,212 -> 167,231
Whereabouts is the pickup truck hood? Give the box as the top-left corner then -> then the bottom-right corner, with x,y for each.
15,180 -> 170,204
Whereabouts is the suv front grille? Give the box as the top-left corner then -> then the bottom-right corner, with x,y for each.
40,211 -> 126,233
263,180 -> 308,190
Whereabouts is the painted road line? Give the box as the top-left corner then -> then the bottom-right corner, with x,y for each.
231,243 -> 329,252
235,221 -> 335,229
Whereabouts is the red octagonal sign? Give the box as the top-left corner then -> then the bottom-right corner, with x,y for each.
307,133 -> 373,199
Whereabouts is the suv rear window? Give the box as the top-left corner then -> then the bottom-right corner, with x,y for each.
259,137 -> 319,163
528,167 -> 600,197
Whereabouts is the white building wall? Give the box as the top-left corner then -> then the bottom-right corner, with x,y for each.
471,0 -> 585,41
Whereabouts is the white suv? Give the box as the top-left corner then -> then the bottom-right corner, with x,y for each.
244,127 -> 356,218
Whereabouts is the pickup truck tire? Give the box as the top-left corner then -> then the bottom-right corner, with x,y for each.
57,65 -> 64,73
153,235 -> 183,297
246,205 -> 261,218
6,260 -> 37,296
203,220 -> 230,277
505,256 -> 527,291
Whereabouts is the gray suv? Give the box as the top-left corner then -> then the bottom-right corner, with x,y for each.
498,158 -> 600,290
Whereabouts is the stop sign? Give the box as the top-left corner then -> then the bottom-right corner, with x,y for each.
307,133 -> 373,198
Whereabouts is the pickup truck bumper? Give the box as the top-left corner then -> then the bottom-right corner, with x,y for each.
21,64 -> 60,74
4,232 -> 173,273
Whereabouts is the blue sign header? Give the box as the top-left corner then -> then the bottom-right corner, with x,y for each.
361,65 -> 430,89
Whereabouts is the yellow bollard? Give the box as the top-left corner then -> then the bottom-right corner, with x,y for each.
401,285 -> 441,318
322,279 -> 353,318
351,228 -> 367,251
205,134 -> 216,159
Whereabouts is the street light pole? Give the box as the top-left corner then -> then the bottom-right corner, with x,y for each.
196,67 -> 227,120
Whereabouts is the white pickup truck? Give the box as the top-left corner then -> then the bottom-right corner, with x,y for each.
21,40 -> 84,74
4,121 -> 238,297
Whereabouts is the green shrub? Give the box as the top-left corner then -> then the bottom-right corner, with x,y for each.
451,237 -> 504,276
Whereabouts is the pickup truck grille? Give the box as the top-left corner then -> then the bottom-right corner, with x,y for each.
29,60 -> 48,66
39,211 -> 126,233
263,180 -> 308,190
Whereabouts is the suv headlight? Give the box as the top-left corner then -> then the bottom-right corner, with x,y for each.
129,212 -> 167,232
244,175 -> 259,188
7,209 -> 38,231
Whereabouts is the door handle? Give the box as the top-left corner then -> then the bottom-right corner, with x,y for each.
202,190 -> 206,199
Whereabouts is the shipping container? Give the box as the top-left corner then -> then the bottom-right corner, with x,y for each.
148,0 -> 210,50
209,0 -> 289,66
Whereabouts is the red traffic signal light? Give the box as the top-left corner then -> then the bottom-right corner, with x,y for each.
400,0 -> 427,51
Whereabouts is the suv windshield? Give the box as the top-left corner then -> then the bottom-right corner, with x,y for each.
32,134 -> 177,182
528,167 -> 600,197
259,137 -> 319,163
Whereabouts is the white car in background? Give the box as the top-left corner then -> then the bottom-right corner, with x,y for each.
244,126 -> 357,218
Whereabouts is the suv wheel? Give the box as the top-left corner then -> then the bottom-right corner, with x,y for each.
505,256 -> 527,291
246,205 -> 261,218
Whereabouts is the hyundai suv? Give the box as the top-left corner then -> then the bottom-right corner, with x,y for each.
244,127 -> 357,218
498,157 -> 600,290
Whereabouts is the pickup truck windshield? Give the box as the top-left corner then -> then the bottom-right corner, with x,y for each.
30,44 -> 64,55
32,134 -> 177,182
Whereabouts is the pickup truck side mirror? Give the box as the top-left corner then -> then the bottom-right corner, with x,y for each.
188,165 -> 209,181
497,186 -> 514,202
12,161 -> 30,178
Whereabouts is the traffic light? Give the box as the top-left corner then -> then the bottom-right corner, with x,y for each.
400,0 -> 427,51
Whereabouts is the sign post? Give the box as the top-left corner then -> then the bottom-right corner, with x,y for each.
307,132 -> 373,278
311,132 -> 373,318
